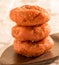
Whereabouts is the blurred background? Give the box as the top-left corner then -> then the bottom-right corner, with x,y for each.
0,0 -> 59,56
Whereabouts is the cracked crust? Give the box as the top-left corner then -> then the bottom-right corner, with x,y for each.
13,36 -> 54,57
12,23 -> 50,41
10,5 -> 50,26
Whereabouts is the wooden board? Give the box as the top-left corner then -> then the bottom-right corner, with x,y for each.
0,33 -> 59,65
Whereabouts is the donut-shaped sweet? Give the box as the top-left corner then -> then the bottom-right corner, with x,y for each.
12,23 -> 50,41
10,5 -> 50,26
13,36 -> 54,57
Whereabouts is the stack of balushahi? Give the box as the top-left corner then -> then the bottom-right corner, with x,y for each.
10,5 -> 54,57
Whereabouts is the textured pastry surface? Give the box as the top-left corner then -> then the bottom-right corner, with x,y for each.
13,36 -> 54,57
12,23 -> 50,41
10,5 -> 50,26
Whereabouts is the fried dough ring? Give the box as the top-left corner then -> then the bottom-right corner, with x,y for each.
10,5 -> 50,26
12,23 -> 50,41
13,36 -> 54,57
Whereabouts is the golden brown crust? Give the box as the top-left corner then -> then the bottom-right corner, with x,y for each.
12,23 -> 50,41
13,36 -> 54,57
10,5 -> 50,26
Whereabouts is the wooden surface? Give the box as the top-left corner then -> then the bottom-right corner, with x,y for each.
0,33 -> 59,65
